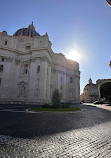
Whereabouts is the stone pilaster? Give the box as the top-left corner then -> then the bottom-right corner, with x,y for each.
27,61 -> 37,102
0,61 -> 12,100
39,61 -> 47,102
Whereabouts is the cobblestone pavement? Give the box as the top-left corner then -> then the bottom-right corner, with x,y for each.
85,103 -> 111,111
0,104 -> 111,158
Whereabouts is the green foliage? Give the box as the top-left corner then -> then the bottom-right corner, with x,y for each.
60,103 -> 70,108
100,81 -> 111,105
30,107 -> 81,112
52,89 -> 61,108
42,104 -> 52,108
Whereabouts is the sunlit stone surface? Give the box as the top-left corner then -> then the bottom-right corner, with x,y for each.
0,22 -> 80,104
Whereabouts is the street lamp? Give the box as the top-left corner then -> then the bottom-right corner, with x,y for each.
106,1 -> 111,68
106,0 -> 111,6
109,61 -> 111,68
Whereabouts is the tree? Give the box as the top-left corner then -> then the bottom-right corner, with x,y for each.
99,81 -> 111,105
52,89 -> 61,107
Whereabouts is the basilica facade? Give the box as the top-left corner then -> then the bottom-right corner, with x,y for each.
0,23 -> 80,104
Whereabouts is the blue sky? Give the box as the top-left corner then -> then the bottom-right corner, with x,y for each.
0,0 -> 111,93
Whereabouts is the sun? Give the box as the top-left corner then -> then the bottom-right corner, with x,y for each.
66,50 -> 81,62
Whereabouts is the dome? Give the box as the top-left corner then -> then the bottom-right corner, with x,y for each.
13,22 -> 40,37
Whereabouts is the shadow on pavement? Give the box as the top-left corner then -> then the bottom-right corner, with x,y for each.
0,104 -> 111,138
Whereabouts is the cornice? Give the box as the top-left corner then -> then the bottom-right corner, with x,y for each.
32,47 -> 53,58
0,46 -> 22,55
6,57 -> 13,62
0,46 -> 80,74
51,61 -> 80,73
0,46 -> 53,59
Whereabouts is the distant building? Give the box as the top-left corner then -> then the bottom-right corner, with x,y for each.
0,22 -> 80,104
80,78 -> 111,103
96,79 -> 111,84
80,78 -> 99,103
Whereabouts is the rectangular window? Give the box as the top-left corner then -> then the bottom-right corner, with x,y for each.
24,64 -> 28,74
0,65 -> 3,72
37,66 -> 40,73
25,46 -> 31,50
2,58 -> 4,62
5,41 -> 7,45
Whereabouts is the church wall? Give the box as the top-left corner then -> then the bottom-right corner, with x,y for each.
0,59 -> 12,101
0,25 -> 80,105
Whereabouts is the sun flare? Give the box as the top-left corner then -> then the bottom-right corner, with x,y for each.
66,50 -> 81,62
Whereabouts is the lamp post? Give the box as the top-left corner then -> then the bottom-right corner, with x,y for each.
106,0 -> 111,6
106,1 -> 111,67
109,61 -> 111,68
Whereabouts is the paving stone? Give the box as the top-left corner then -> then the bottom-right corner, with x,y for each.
0,104 -> 111,157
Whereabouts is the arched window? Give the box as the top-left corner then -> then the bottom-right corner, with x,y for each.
0,65 -> 3,72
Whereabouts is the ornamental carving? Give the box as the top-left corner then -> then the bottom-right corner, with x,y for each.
15,59 -> 20,65
18,81 -> 28,99
6,57 -> 13,62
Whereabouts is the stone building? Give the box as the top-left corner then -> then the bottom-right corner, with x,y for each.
0,22 -> 80,104
80,78 -> 111,103
80,78 -> 99,103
